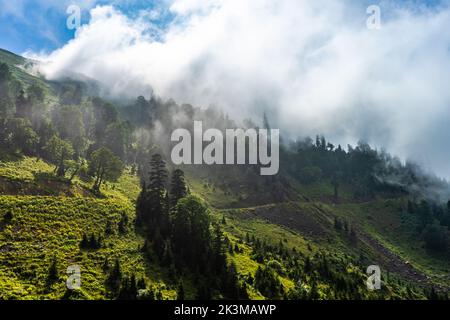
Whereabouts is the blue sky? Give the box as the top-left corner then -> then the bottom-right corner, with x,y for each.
0,0 -> 175,54
0,0 -> 446,54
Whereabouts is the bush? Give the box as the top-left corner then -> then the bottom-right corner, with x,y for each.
3,211 -> 13,223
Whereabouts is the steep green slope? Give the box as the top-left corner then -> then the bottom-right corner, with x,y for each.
0,49 -> 26,66
187,163 -> 450,293
334,200 -> 450,287
209,208 -> 428,300
0,49 -> 51,92
0,47 -> 448,300
0,156 -> 428,300
0,155 -> 181,300
0,196 -> 141,299
180,172 -> 445,298
210,198 -> 450,291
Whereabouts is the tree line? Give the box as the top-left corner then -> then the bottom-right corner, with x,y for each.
0,63 -> 129,192
135,154 -> 248,299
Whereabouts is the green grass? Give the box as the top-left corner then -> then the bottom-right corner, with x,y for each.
213,196 -> 450,293
292,179 -> 354,203
331,199 -> 450,287
0,157 -> 177,300
185,171 -> 240,208
0,49 -> 25,66
215,211 -> 317,298
0,48 -> 53,93
99,168 -> 142,202
0,156 -> 141,200
221,213 -> 318,256
0,155 -> 447,299
0,196 -> 178,300
0,157 -> 54,182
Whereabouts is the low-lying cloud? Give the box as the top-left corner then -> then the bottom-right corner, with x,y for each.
27,0 -> 450,178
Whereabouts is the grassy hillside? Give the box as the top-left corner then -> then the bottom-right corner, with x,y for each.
0,156 -> 433,300
0,157 -> 181,300
0,196 -> 140,299
210,197 -> 450,290
0,49 -> 52,92
187,168 -> 450,292
0,49 -> 26,66
0,48 -> 448,300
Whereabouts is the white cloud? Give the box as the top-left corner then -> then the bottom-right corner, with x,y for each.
169,0 -> 220,15
28,0 -> 450,178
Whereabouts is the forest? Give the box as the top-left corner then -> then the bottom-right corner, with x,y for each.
0,50 -> 449,300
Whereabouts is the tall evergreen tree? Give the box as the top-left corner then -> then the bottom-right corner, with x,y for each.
148,154 -> 169,236
170,169 -> 188,207
136,153 -> 170,242
177,280 -> 185,300
149,154 -> 168,193
107,259 -> 122,295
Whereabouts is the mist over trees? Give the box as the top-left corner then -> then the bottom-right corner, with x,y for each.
1,55 -> 450,300
2,57 -> 450,252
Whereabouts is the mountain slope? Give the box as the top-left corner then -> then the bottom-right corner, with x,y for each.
0,157 -> 180,300
0,49 -> 51,91
0,48 -> 449,300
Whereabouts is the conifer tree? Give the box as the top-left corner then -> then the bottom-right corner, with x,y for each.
177,280 -> 185,300
148,154 -> 169,236
107,259 -> 122,294
170,169 -> 188,207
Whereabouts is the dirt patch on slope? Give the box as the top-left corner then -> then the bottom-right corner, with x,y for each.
230,202 -> 332,240
229,201 -> 444,290
357,232 -> 433,287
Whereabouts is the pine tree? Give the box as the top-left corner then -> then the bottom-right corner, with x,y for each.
3,211 -> 13,223
149,154 -> 168,193
223,262 -> 240,299
136,154 -> 170,240
148,154 -> 169,236
129,274 -> 138,299
89,234 -> 98,248
177,280 -> 185,300
80,233 -> 89,248
46,256 -> 59,287
170,169 -> 188,207
107,259 -> 122,294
